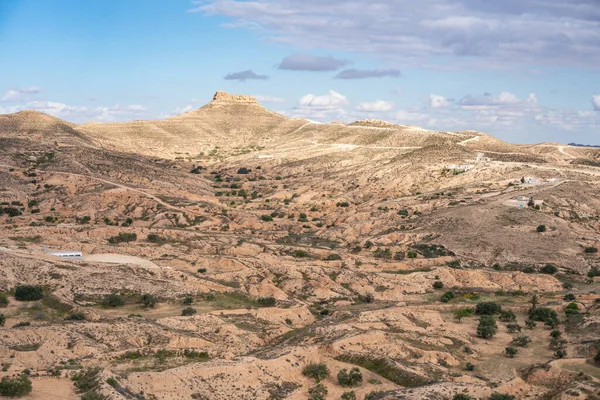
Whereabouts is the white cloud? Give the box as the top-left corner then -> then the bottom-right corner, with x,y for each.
1,87 -> 43,102
254,95 -> 285,103
298,90 -> 349,109
592,95 -> 600,111
355,100 -> 394,112
0,100 -> 149,122
428,94 -> 452,109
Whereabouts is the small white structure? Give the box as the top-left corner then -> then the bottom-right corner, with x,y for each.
43,246 -> 83,261
447,164 -> 474,172
523,177 -> 540,184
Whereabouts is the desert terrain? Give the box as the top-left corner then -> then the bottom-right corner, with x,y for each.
0,91 -> 599,400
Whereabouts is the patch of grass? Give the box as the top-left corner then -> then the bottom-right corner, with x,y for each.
9,235 -> 42,243
382,268 -> 432,275
334,354 -> 429,387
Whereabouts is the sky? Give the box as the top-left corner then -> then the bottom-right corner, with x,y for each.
0,0 -> 599,144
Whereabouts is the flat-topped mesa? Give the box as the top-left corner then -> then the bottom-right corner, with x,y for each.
211,91 -> 259,104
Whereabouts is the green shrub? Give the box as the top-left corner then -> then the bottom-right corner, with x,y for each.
0,375 -> 32,397
182,296 -> 193,305
308,383 -> 327,400
511,335 -> 531,347
584,247 -> 598,254
507,323 -> 521,333
477,316 -> 497,338
72,368 -> 102,394
373,248 -> 392,259
453,395 -> 473,400
0,292 -> 8,307
407,251 -> 417,258
536,225 -> 546,232
181,307 -> 197,316
326,253 -> 342,261
337,367 -> 363,387
433,281 -> 444,289
101,293 -> 125,308
499,310 -> 516,322
0,207 -> 22,217
65,312 -> 86,321
475,302 -> 501,315
540,264 -> 558,274
563,293 -> 576,301
257,297 -> 276,307
261,215 -> 273,222
525,319 -> 536,329
564,302 -> 579,315
147,233 -> 167,243
107,232 -> 137,244
440,291 -> 455,303
365,391 -> 384,400
197,268 -> 207,273
0,314 -> 5,326
293,250 -> 309,258
302,363 -> 330,382
489,393 -> 515,400
341,391 -> 357,400
588,267 -> 600,278
529,307 -> 558,325
140,294 -> 157,308
505,347 -> 518,357
453,308 -> 473,322
14,285 -> 43,301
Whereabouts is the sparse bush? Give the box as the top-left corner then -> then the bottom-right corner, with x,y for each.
475,302 -> 502,315
257,297 -> 276,307
563,293 -> 576,301
364,241 -> 374,249
0,375 -> 32,397
181,307 -> 197,316
465,362 -> 475,371
0,292 -> 8,307
433,281 -> 444,289
237,167 -> 250,174
106,377 -> 118,388
293,250 -> 309,258
511,335 -> 531,347
14,285 -> 43,301
554,349 -> 567,359
454,308 -> 473,322
453,395 -> 473,400
529,307 -> 559,325
341,391 -> 357,400
393,251 -> 405,260
65,312 -> 86,321
588,267 -> 600,278
407,251 -> 417,258
302,363 -> 330,382
505,346 -> 518,358
373,247 -> 392,259
564,302 -> 579,315
525,319 -> 536,329
182,296 -> 193,305
0,314 -> 5,326
308,383 -> 327,400
489,393 -> 515,400
440,291 -> 455,303
261,215 -> 273,222
0,207 -> 22,217
536,225 -> 546,232
147,233 -> 167,243
499,310 -> 516,322
477,316 -> 497,338
584,247 -> 598,254
140,294 -> 157,308
358,293 -> 375,304
594,350 -> 600,364
101,293 -> 125,308
365,391 -> 384,400
107,232 -> 137,244
326,253 -> 342,261
121,218 -> 134,227
541,264 -> 558,274
507,323 -> 521,333
337,367 -> 363,387
197,268 -> 207,273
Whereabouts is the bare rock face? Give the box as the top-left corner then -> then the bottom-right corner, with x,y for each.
211,90 -> 259,105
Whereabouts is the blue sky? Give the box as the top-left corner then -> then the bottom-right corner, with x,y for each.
0,0 -> 599,143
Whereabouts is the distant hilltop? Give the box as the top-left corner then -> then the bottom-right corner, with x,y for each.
211,91 -> 259,104
568,142 -> 600,148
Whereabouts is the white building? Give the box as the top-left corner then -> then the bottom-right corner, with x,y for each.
44,247 -> 83,261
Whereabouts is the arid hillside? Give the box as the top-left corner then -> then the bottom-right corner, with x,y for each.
1,92 -> 599,400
